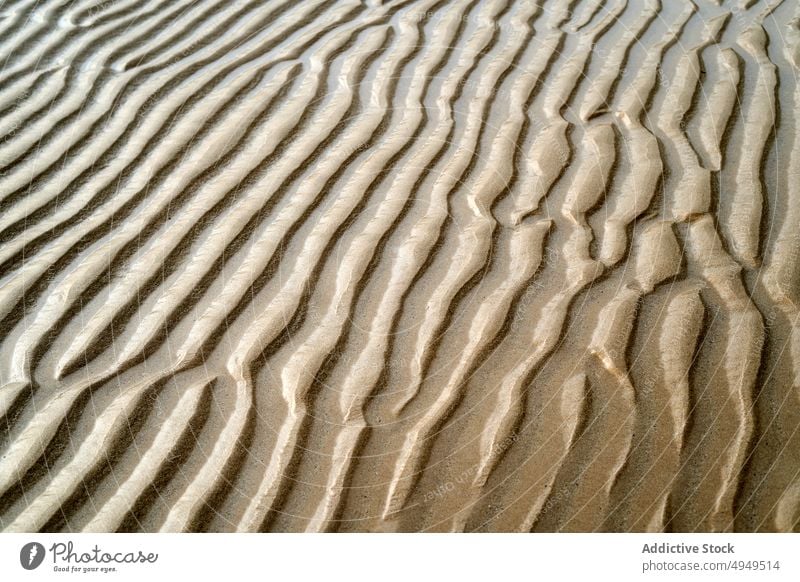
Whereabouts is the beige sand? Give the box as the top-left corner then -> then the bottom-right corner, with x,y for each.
0,0 -> 799,532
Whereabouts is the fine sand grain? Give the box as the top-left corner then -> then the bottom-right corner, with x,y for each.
0,0 -> 799,532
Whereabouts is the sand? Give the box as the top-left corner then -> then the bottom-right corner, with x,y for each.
0,0 -> 798,532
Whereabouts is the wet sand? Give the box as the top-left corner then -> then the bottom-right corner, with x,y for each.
0,0 -> 799,532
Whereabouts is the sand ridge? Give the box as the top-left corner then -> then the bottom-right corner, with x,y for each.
0,0 -> 799,532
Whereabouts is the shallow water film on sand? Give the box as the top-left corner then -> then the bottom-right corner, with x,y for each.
0,0 -> 798,533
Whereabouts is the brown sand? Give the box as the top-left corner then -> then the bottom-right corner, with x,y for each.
0,0 -> 799,532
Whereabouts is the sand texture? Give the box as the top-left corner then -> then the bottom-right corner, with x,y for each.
0,0 -> 799,532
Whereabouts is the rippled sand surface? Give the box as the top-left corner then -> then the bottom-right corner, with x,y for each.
0,0 -> 799,532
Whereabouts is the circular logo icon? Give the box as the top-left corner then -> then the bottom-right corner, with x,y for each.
20,542 -> 46,570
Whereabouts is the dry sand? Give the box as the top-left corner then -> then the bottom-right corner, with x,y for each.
0,0 -> 799,532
